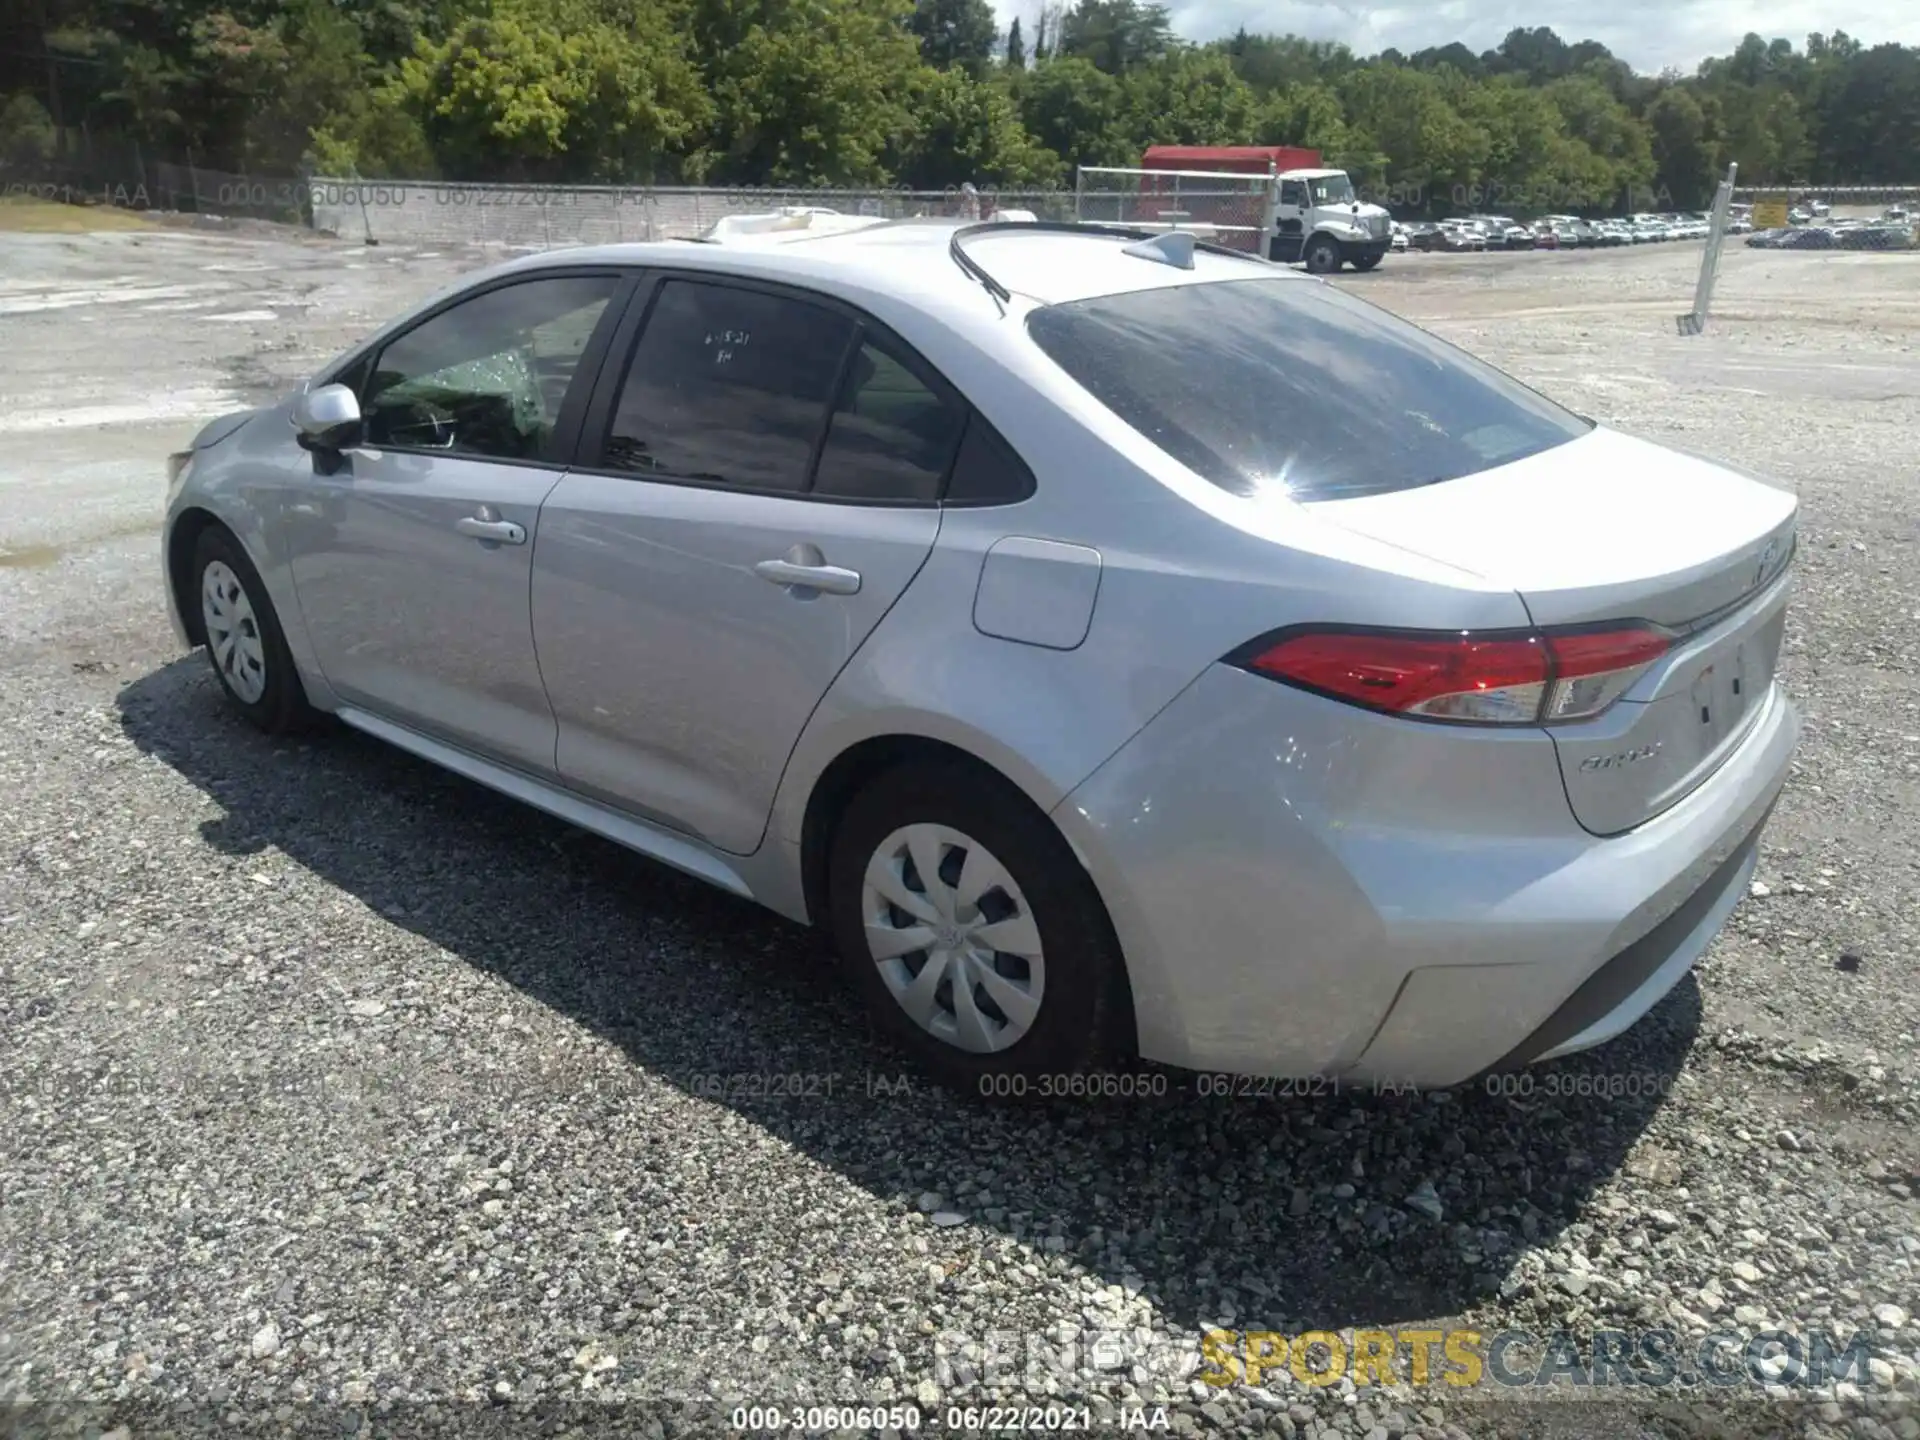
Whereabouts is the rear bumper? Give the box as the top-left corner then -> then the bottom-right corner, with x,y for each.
1053,667 -> 1798,1086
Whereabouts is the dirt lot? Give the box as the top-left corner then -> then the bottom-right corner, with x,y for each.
1,224 -> 1916,1439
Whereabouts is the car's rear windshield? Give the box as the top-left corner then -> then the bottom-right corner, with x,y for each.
1025,276 -> 1592,503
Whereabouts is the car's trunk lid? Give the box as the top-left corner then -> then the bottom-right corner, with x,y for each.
1312,426 -> 1797,834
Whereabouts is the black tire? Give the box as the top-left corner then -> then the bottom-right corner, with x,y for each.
190,525 -> 315,733
1303,235 -> 1343,274
827,762 -> 1126,1096
1351,252 -> 1384,271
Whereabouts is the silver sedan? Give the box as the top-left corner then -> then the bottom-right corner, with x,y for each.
162,216 -> 1799,1092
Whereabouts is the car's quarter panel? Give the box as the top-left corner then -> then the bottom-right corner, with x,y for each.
286,450 -> 566,773
770,465 -> 1538,877
1051,663 -> 1798,1084
530,478 -> 941,854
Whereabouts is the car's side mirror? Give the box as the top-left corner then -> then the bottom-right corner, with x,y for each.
293,383 -> 364,452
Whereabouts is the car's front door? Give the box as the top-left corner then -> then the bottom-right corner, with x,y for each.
530,275 -> 967,854
287,272 -> 627,774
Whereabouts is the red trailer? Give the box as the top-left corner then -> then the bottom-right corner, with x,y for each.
1141,144 -> 1322,175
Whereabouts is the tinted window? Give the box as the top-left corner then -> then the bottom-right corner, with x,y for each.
603,281 -> 854,492
1025,277 -> 1590,503
364,276 -> 618,460
945,414 -> 1036,505
811,339 -> 965,502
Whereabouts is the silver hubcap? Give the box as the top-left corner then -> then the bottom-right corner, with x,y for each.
200,559 -> 268,705
860,823 -> 1045,1053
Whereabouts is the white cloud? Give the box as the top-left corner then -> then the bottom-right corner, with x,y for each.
990,0 -> 1919,75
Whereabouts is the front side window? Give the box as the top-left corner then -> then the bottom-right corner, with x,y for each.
602,280 -> 855,492
363,275 -> 619,460
1026,276 -> 1591,503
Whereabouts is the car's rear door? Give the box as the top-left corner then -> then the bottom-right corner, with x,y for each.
529,273 -> 965,854
285,270 -> 630,774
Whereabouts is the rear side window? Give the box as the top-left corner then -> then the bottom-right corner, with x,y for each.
1025,277 -> 1591,503
603,280 -> 855,492
812,339 -> 965,502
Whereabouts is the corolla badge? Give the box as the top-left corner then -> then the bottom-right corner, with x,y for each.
1580,742 -> 1663,772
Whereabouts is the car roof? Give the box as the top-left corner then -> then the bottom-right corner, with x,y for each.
493,217 -> 1289,312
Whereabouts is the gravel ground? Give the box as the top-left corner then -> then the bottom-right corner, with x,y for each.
1,224 -> 1917,1440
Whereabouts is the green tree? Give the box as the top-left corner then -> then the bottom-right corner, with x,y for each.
1255,81 -> 1353,164
907,0 -> 997,79
0,92 -> 58,165
690,0 -> 923,184
1643,84 -> 1720,206
1545,72 -> 1654,207
1005,17 -> 1025,70
891,68 -> 1060,185
398,0 -> 710,181
1013,54 -> 1128,169
1337,63 -> 1486,199
1215,32 -> 1357,92
1118,49 -> 1258,148
1055,0 -> 1174,76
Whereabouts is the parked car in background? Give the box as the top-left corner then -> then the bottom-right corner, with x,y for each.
1495,218 -> 1536,250
1780,227 -> 1839,248
1403,221 -> 1445,251
161,214 -> 1801,1090
1389,223 -> 1409,253
1435,220 -> 1485,252
1809,200 -> 1831,218
1789,207 -> 1812,225
1838,223 -> 1912,250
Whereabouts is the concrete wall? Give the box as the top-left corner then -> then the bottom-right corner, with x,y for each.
306,179 -> 1077,249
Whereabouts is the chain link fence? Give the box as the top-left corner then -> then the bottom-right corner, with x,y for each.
304,179 -> 1079,249
1072,167 -> 1278,257
1,149 -> 308,224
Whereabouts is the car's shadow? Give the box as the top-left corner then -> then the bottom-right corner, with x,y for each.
118,658 -> 1697,1337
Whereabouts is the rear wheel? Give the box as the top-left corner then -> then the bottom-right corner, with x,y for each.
192,526 -> 314,733
1303,235 -> 1343,274
827,763 -> 1124,1095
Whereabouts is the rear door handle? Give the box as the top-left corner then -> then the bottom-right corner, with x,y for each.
754,544 -> 861,597
455,509 -> 526,546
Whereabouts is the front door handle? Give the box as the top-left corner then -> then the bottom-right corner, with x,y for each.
455,508 -> 526,546
754,543 -> 861,597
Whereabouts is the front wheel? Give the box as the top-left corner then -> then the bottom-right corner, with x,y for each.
192,526 -> 315,733
1303,235 -> 1343,274
1351,252 -> 1384,271
827,763 -> 1126,1094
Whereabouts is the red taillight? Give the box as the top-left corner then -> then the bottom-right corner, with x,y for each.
1240,625 -> 1671,726
1541,628 -> 1674,721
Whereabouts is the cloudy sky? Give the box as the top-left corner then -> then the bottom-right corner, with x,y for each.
995,0 -> 1919,75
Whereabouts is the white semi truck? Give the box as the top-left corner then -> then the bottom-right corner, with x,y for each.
1110,144 -> 1394,273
